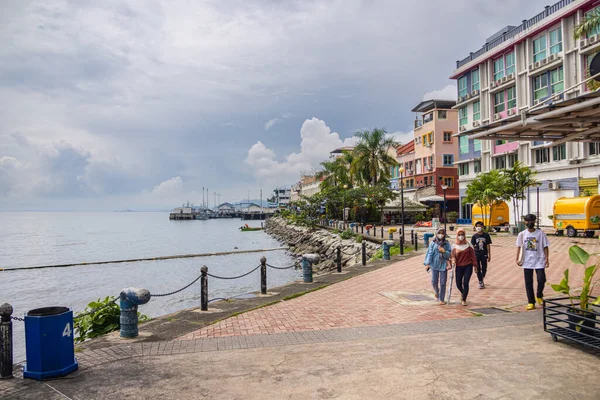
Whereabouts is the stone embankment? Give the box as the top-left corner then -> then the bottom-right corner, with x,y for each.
265,217 -> 380,271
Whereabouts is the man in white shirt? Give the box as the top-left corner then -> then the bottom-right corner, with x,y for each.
515,214 -> 550,310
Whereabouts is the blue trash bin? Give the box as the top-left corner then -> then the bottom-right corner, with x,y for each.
423,233 -> 434,247
23,306 -> 78,380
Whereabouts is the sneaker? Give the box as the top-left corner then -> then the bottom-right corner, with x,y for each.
526,303 -> 536,310
439,301 -> 446,305
461,300 -> 467,306
478,281 -> 483,289
481,281 -> 485,289
536,297 -> 544,305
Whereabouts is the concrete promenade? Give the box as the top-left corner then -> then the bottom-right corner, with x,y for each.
2,233 -> 599,399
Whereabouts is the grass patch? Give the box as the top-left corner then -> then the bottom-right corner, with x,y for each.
471,312 -> 484,317
283,285 -> 329,301
371,245 -> 414,260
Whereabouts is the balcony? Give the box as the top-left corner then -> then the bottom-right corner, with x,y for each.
455,0 -> 574,69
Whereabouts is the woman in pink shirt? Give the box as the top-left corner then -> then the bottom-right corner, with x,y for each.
451,228 -> 477,306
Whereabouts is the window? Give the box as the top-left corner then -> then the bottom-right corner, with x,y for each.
459,106 -> 468,126
493,57 -> 505,81
505,52 -> 515,75
533,35 -> 547,63
458,76 -> 468,97
586,7 -> 600,37
423,176 -> 428,186
474,139 -> 481,152
458,163 -> 469,176
494,91 -> 505,113
550,66 -> 564,94
443,154 -> 454,166
552,143 -> 566,161
589,142 -> 600,155
428,132 -> 434,144
429,155 -> 434,167
496,140 -> 506,145
471,69 -> 480,92
414,138 -> 418,145
423,113 -> 433,123
459,135 -> 469,154
443,131 -> 452,142
422,135 -> 427,146
474,160 -> 481,173
507,86 -> 516,109
443,177 -> 454,188
423,157 -> 428,167
535,148 -> 550,164
549,27 -> 562,55
533,73 -> 549,101
508,153 -> 518,168
495,156 -> 506,170
438,110 -> 447,119
473,101 -> 481,121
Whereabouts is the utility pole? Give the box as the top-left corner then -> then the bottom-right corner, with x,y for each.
202,187 -> 205,209
214,192 -> 217,208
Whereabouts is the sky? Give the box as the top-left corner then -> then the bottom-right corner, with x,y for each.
0,0 -> 554,211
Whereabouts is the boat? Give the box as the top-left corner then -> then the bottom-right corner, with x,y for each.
240,224 -> 263,231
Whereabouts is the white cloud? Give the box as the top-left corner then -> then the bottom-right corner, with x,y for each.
422,84 -> 457,101
389,130 -> 415,146
151,176 -> 184,196
265,118 -> 280,130
246,118 -> 354,183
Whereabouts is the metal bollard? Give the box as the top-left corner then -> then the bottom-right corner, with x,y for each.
400,236 -> 404,256
383,240 -> 394,260
301,254 -> 320,283
415,233 -> 418,251
411,230 -> 414,245
120,288 -> 151,338
336,246 -> 342,273
0,303 -> 13,379
260,256 -> 267,295
362,241 -> 367,266
361,224 -> 364,234
201,266 -> 208,311
381,227 -> 384,238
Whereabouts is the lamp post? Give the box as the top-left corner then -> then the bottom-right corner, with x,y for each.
399,166 -> 405,254
343,184 -> 348,227
441,183 -> 448,232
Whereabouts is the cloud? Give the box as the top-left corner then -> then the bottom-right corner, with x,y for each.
246,118 -> 354,183
422,85 -> 457,101
265,118 -> 280,130
151,176 -> 183,196
389,130 -> 415,146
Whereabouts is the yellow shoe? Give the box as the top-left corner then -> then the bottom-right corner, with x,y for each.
536,297 -> 544,305
526,303 -> 536,310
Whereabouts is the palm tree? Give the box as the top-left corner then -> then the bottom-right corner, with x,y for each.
351,128 -> 398,187
316,150 -> 354,189
465,170 -> 507,229
502,161 -> 539,226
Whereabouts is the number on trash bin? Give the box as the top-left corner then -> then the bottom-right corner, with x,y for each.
62,323 -> 72,338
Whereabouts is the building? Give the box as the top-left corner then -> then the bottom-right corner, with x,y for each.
273,185 -> 291,207
408,99 -> 460,212
290,175 -> 323,202
450,0 -> 600,226
390,141 -> 415,191
217,202 -> 235,213
329,146 -> 354,159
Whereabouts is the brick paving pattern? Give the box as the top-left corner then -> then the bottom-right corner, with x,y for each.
180,235 -> 596,339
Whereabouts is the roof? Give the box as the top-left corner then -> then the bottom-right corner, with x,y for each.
330,146 -> 354,154
411,99 -> 456,113
218,202 -> 234,207
464,91 -> 600,144
396,141 -> 415,156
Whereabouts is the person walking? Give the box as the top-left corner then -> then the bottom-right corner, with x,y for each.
424,228 -> 452,305
471,221 -> 492,289
451,228 -> 477,306
516,214 -> 550,310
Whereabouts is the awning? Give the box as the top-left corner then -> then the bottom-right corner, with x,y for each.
463,91 -> 600,144
419,195 -> 445,202
491,150 -> 517,158
453,158 -> 479,165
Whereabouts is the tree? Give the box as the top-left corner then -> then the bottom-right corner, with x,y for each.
351,128 -> 398,186
464,170 -> 508,229
316,150 -> 354,190
502,161 -> 539,226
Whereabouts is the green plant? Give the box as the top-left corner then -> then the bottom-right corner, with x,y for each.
74,296 -> 150,343
355,235 -> 363,243
550,245 -> 600,326
446,211 -> 458,224
339,229 -> 355,240
415,213 -> 424,222
371,245 -> 413,260
581,188 -> 594,197
548,215 -> 554,220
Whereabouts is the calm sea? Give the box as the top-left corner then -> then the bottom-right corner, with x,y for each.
0,212 -> 298,361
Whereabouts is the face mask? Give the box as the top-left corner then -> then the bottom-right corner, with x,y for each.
526,222 -> 535,229
476,227 -> 483,232
458,235 -> 465,241
437,234 -> 444,240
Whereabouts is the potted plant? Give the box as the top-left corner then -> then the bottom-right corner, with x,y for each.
545,245 -> 600,344
446,211 -> 458,231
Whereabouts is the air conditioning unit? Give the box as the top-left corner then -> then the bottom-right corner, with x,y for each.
528,64 -> 535,72
569,158 -> 582,165
496,79 -> 503,86
534,61 -> 541,69
407,169 -> 413,175
507,109 -> 514,116
547,54 -> 557,62
459,126 -> 466,132
580,39 -> 589,48
457,96 -> 464,103
507,73 -> 515,80
473,121 -> 481,127
590,35 -> 598,44
548,182 -> 560,190
426,166 -> 432,172
533,99 -> 540,105
471,89 -> 480,96
490,81 -> 496,88
465,93 -> 471,100
501,76 -> 508,83
542,57 -> 548,65
494,113 -> 501,120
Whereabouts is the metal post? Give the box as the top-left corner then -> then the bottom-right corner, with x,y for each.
336,246 -> 342,273
537,186 -> 540,229
411,230 -> 414,245
381,226 -> 384,238
362,241 -> 367,266
119,288 -> 150,338
400,169 -> 405,252
415,233 -> 418,251
361,223 -> 364,234
443,188 -> 447,232
0,303 -> 13,379
260,256 -> 267,295
201,266 -> 208,311
400,236 -> 404,255
383,241 -> 391,260
302,254 -> 319,283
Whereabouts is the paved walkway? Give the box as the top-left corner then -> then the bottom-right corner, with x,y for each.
180,234 -> 594,339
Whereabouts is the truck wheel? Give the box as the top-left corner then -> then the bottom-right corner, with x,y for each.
585,231 -> 595,238
556,230 -> 564,236
566,227 -> 577,237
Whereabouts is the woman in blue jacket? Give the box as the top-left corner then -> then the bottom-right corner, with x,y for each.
424,228 -> 452,305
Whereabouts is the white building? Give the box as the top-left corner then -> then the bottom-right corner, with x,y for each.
273,185 -> 291,206
451,0 -> 600,227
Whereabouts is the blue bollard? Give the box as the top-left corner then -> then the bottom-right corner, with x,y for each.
382,240 -> 394,260
301,254 -> 320,283
423,233 -> 434,247
120,287 -> 150,338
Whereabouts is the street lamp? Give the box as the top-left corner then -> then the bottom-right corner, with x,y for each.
343,184 -> 348,227
399,166 -> 405,255
441,183 -> 449,232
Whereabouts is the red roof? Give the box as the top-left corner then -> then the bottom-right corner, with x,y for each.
396,141 -> 415,157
